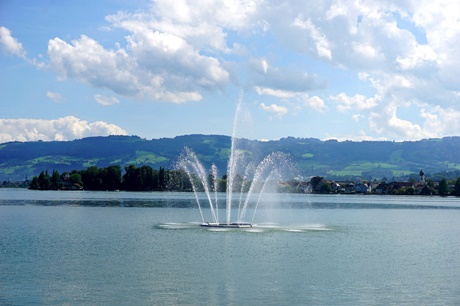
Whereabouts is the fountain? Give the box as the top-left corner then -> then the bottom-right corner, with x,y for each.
176,100 -> 293,228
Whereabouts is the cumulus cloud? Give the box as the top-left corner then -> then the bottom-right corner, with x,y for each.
330,93 -> 378,112
0,116 -> 127,143
421,106 -> 460,137
255,87 -> 296,99
4,0 -> 460,139
0,26 -> 44,68
292,16 -> 332,59
359,95 -> 460,140
256,0 -> 460,139
46,91 -> 65,103
251,58 -> 326,115
43,1 -> 323,105
117,0 -> 260,52
0,27 -> 26,58
352,114 -> 364,122
259,103 -> 288,117
94,94 -> 120,106
45,0 -> 243,103
304,96 -> 327,112
368,104 -> 435,139
47,32 -> 224,103
251,58 -> 324,94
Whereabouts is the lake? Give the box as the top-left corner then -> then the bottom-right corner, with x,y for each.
1,188 -> 460,305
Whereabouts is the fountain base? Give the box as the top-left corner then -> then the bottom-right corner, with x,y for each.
200,222 -> 253,228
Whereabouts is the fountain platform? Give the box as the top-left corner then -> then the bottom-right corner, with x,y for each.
200,222 -> 253,228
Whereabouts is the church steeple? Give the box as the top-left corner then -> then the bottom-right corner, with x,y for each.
419,169 -> 425,182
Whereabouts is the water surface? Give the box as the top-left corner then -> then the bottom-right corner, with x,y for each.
1,189 -> 459,305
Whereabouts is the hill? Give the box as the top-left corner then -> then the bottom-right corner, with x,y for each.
1,135 -> 460,182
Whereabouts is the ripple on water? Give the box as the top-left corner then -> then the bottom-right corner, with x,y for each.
243,228 -> 265,233
156,222 -> 198,230
156,222 -> 333,233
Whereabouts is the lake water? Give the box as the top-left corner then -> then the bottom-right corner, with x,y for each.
1,188 -> 460,305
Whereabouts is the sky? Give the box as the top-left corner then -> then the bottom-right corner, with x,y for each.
1,0 -> 460,143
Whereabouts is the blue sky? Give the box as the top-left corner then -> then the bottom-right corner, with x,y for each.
1,0 -> 460,143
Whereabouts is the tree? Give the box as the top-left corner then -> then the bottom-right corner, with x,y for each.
51,170 -> 61,190
81,166 -> 104,190
167,169 -> 192,191
123,164 -> 138,191
454,177 -> 460,197
310,176 -> 323,191
70,172 -> 83,186
320,183 -> 332,194
438,178 -> 450,196
218,176 -> 227,192
405,187 -> 416,195
123,164 -> 159,191
30,176 -> 40,189
427,179 -> 435,189
104,165 -> 122,190
37,170 -> 51,190
159,167 -> 166,191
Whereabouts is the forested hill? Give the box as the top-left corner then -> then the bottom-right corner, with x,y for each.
1,135 -> 460,182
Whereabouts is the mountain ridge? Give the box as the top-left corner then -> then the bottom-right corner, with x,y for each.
1,135 -> 460,182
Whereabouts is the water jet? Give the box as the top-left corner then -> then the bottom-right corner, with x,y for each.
177,99 -> 293,227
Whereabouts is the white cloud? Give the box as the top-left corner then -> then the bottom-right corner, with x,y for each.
46,1 -> 329,106
5,0 -> 460,140
420,106 -> 460,137
0,27 -> 26,58
292,16 -> 332,59
48,36 -> 140,93
351,42 -> 382,60
251,58 -> 324,94
256,86 -> 327,113
330,93 -> 377,112
124,30 -> 229,89
273,0 -> 460,122
47,27 -> 227,103
0,26 -> 45,68
46,91 -> 65,103
368,108 -> 433,140
324,131 -> 388,142
261,59 -> 268,74
255,87 -> 296,99
259,103 -> 288,117
0,116 -> 127,143
142,0 -> 261,51
304,96 -> 327,112
94,94 -> 120,106
395,44 -> 437,70
352,114 -> 364,122
366,101 -> 453,140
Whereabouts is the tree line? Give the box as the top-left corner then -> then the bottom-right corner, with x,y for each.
28,164 -> 460,196
29,165 -> 201,192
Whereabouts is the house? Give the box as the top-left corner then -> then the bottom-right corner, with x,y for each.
344,182 -> 355,194
374,182 -> 390,194
391,181 -> 415,190
354,181 -> 371,193
331,181 -> 343,193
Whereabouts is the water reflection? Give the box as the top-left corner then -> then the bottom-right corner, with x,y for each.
1,189 -> 460,209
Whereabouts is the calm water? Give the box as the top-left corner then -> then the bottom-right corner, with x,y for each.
1,189 -> 460,305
